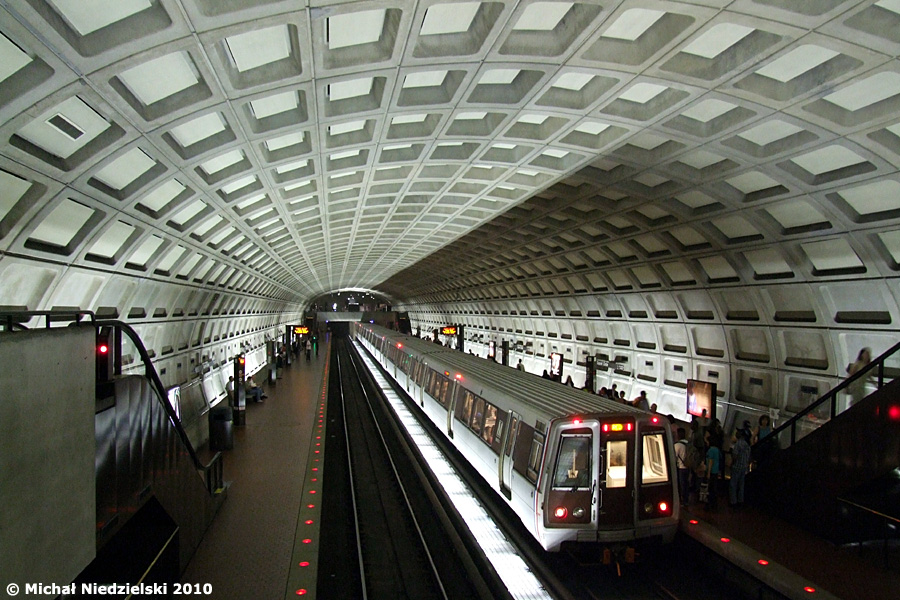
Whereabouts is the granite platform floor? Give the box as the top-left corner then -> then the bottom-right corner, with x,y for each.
181,341 -> 328,600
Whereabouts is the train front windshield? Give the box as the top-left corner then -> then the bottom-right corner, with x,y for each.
552,435 -> 592,489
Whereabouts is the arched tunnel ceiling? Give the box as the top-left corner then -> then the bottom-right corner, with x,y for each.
1,0 -> 900,311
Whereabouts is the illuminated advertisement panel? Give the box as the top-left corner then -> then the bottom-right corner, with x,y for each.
687,379 -> 717,421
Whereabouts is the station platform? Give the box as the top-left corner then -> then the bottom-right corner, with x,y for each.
179,337 -> 899,600
681,500 -> 900,600
180,340 -> 329,600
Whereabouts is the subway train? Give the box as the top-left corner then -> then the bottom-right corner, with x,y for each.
352,323 -> 679,553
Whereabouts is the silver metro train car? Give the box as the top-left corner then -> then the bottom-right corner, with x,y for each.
353,323 -> 679,553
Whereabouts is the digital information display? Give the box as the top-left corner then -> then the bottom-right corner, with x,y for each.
293,326 -> 309,334
441,326 -> 457,335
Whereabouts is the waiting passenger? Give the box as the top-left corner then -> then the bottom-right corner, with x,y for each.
516,359 -> 525,371
226,376 -> 235,402
674,427 -> 690,507
542,370 -> 551,380
245,375 -> 266,403
846,347 -> 872,405
752,414 -> 772,444
704,429 -> 723,510
618,390 -> 627,403
564,375 -> 575,387
633,390 -> 650,411
689,417 -> 706,497
598,386 -> 608,398
729,431 -> 751,507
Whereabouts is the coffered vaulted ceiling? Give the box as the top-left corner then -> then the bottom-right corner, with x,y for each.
1,0 -> 899,308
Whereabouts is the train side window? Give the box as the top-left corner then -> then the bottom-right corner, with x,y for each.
415,362 -> 427,386
438,379 -> 451,407
512,421 -> 534,478
490,409 -> 505,454
481,404 -> 498,446
506,416 -> 518,457
606,440 -> 627,488
428,370 -> 442,398
526,431 -> 545,484
641,433 -> 668,484
552,435 -> 591,490
457,391 -> 475,424
470,397 -> 486,435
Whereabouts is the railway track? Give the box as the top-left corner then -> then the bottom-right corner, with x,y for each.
315,337 -> 505,600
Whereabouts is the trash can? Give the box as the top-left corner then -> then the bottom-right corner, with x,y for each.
209,405 -> 234,451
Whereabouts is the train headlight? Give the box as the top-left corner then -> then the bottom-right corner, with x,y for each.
644,502 -> 653,514
554,507 -> 568,519
572,507 -> 585,518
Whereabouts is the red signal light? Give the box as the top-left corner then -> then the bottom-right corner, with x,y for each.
98,344 -> 109,354
888,405 -> 900,421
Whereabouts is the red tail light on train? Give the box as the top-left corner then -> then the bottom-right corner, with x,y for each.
554,507 -> 568,519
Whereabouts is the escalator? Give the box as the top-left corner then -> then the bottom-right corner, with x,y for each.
749,342 -> 900,544
0,311 -> 225,594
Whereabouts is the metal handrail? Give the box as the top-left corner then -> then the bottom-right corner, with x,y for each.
100,319 -> 224,492
755,340 -> 900,458
0,310 -> 223,494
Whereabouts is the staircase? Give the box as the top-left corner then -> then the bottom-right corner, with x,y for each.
0,311 -> 225,591
749,342 -> 900,544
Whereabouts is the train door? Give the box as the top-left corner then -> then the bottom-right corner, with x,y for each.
499,412 -> 520,500
597,422 -> 635,528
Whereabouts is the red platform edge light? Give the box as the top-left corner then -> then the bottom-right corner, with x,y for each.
689,519 -> 699,525
296,589 -> 307,595
720,537 -> 731,543
804,587 -> 816,593
758,559 -> 769,566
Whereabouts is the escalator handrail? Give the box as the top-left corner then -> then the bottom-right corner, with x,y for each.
97,319 -> 222,477
756,340 -> 900,454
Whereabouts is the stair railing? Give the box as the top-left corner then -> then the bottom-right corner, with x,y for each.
101,319 -> 224,494
0,310 -> 223,494
754,340 -> 900,462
